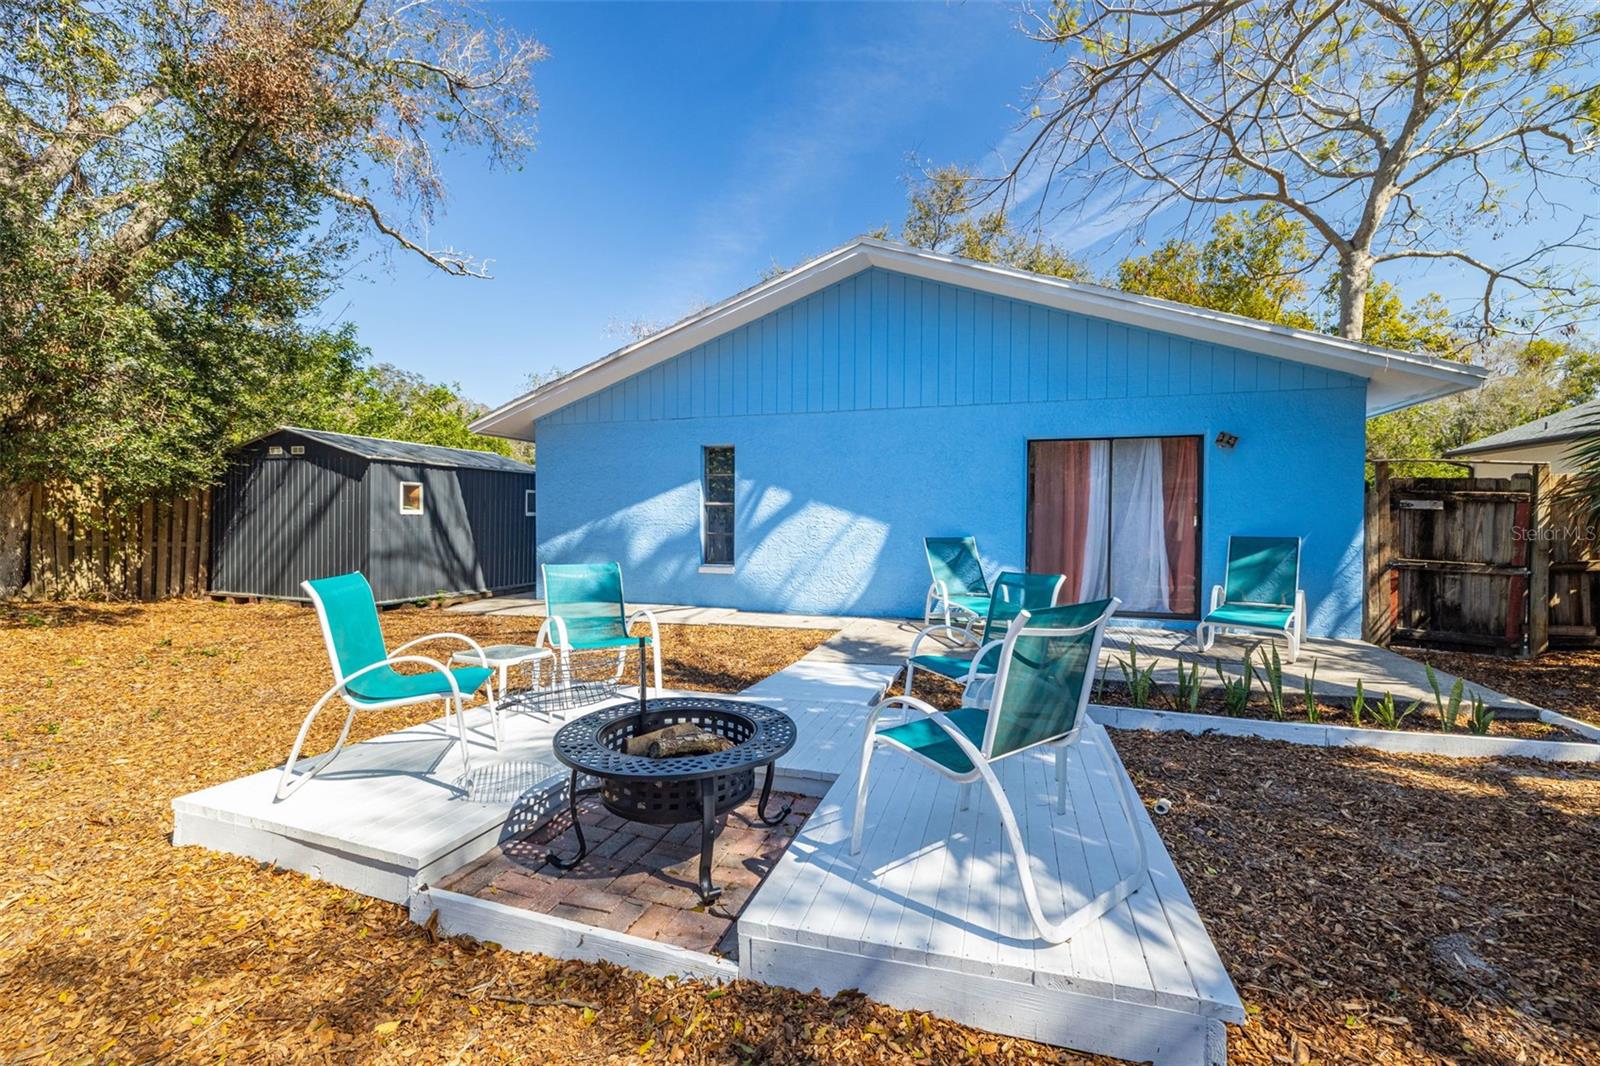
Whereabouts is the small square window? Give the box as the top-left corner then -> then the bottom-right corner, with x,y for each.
524,489 -> 536,517
400,482 -> 425,515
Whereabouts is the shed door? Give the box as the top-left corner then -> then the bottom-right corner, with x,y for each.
1027,437 -> 1200,617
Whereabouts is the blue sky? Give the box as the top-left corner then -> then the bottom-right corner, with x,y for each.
333,2 -> 1052,408
329,2 -> 1592,412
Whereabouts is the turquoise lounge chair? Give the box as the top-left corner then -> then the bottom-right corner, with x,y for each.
900,571 -> 1066,706
1197,535 -> 1306,662
923,536 -> 993,630
278,572 -> 499,801
852,597 -> 1145,944
537,562 -> 662,694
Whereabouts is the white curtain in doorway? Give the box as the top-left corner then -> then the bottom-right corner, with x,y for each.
1078,440 -> 1110,599
1109,438 -> 1172,612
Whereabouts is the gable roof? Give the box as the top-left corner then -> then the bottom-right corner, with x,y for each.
253,427 -> 534,473
472,237 -> 1488,441
1444,400 -> 1600,458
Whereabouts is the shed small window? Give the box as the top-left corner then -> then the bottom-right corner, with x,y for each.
399,482 -> 425,515
702,446 -> 734,566
524,489 -> 536,517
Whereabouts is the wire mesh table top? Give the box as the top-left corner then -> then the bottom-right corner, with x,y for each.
552,697 -> 796,782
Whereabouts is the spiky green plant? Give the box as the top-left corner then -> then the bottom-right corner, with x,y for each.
1349,679 -> 1367,728
1252,644 -> 1286,720
1302,659 -> 1321,724
1370,691 -> 1420,731
1171,657 -> 1203,713
1426,663 -> 1467,733
1116,641 -> 1158,709
1467,692 -> 1496,735
1215,658 -> 1253,716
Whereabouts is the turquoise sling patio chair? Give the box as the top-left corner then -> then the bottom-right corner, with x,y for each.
898,571 -> 1067,706
852,597 -> 1148,944
1197,536 -> 1307,662
277,572 -> 500,801
924,536 -> 993,630
536,563 -> 663,694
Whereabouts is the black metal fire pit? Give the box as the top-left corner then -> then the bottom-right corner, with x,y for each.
547,696 -> 797,903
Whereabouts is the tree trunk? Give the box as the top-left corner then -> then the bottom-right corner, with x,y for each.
1336,251 -> 1373,341
0,482 -> 30,596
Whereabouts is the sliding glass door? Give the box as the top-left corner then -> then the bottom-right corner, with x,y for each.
1027,436 -> 1200,617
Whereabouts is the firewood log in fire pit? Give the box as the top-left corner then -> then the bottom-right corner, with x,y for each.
624,722 -> 734,758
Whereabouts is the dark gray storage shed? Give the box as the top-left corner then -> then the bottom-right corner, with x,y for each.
211,427 -> 537,603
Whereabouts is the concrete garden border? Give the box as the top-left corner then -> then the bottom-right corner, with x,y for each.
1092,703 -> 1600,764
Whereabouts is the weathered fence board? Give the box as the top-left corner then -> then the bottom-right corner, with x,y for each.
23,485 -> 211,600
1365,462 -> 1576,655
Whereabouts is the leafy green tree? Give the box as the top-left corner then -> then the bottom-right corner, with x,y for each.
320,364 -> 522,459
1116,208 -> 1318,330
1369,334 -> 1600,468
0,0 -> 543,589
901,166 -> 1090,280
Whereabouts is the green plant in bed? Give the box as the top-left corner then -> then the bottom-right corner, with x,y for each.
1349,679 -> 1367,728
1171,657 -> 1203,712
1215,657 -> 1252,716
1426,663 -> 1467,733
1467,692 -> 1496,735
1370,691 -> 1419,730
1115,641 -> 1158,709
1252,644 -> 1287,720
1301,659 -> 1321,724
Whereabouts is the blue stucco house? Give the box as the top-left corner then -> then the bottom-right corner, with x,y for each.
474,239 -> 1485,637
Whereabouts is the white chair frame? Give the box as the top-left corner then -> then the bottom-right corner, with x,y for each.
923,578 -> 989,632
902,573 -> 1068,707
1195,537 -> 1307,662
276,580 -> 501,802
851,599 -> 1149,944
534,564 -> 663,697
922,538 -> 993,632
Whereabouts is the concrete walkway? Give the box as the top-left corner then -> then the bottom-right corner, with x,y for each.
450,596 -> 1543,715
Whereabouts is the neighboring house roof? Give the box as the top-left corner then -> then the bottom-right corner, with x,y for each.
472,237 -> 1489,441
1444,399 -> 1600,458
249,426 -> 535,473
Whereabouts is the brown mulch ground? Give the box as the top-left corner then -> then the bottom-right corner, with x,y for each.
1115,731 -> 1600,1065
2,599 -> 1597,1063
1395,645 -> 1600,727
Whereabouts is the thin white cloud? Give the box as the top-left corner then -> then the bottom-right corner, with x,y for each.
657,14 -> 982,310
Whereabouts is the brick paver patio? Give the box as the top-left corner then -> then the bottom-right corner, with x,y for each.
439,788 -> 817,958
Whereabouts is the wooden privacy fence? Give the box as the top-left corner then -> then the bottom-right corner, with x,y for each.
24,485 -> 211,600
1365,461 -> 1558,656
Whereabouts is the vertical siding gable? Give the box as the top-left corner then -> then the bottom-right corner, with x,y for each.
537,267 -> 1366,427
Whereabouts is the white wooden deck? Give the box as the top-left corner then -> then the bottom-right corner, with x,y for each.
173,654 -> 1243,1062
167,668 -> 892,905
739,717 -> 1243,1064
172,703 -> 573,903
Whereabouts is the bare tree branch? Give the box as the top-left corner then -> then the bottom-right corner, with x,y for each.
998,0 -> 1600,342
325,184 -> 490,278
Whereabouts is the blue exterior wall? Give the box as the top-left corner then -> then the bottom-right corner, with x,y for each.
535,268 -> 1368,636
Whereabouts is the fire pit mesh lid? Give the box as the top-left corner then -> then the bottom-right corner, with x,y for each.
552,697 -> 796,781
